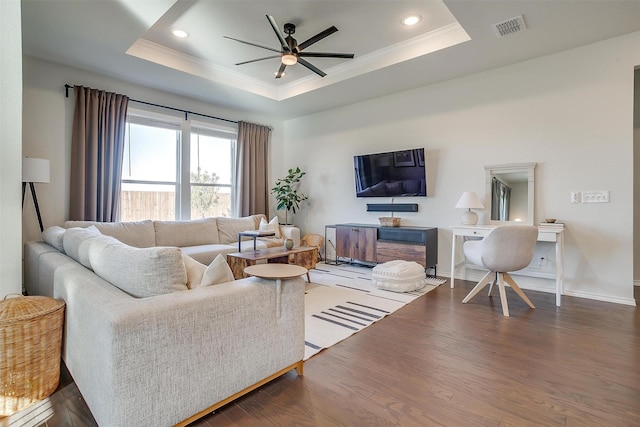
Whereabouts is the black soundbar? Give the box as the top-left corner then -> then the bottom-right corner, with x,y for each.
366,203 -> 418,213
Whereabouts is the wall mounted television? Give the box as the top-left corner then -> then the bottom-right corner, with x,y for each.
354,148 -> 426,197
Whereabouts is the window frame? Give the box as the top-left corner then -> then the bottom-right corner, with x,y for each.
188,122 -> 237,219
121,108 -> 238,221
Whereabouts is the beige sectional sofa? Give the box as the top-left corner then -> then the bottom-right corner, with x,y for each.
23,215 -> 305,426
65,214 -> 300,265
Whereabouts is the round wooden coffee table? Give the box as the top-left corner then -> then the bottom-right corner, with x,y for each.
244,264 -> 308,318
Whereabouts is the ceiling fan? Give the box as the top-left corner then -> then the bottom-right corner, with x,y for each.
224,15 -> 355,79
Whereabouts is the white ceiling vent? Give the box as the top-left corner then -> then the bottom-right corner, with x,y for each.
492,15 -> 527,38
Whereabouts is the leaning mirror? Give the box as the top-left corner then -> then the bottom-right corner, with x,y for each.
484,163 -> 536,225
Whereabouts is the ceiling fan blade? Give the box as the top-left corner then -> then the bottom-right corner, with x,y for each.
299,52 -> 355,59
298,26 -> 338,51
223,36 -> 281,53
275,63 -> 287,79
298,58 -> 326,77
266,15 -> 289,51
235,55 -> 281,66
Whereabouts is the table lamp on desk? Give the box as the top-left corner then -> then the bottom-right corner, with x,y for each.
455,191 -> 484,225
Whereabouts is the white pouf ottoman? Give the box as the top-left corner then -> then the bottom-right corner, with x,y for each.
372,260 -> 427,292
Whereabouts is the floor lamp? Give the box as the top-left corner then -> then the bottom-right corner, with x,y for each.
22,157 -> 50,232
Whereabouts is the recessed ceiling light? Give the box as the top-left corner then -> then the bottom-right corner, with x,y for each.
402,15 -> 421,26
172,29 -> 189,38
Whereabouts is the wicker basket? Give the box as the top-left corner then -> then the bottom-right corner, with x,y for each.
379,217 -> 401,227
0,294 -> 65,416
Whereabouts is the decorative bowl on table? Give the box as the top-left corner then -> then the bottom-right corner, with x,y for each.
544,218 -> 557,223
379,217 -> 400,227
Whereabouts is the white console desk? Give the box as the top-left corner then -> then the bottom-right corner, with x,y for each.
450,225 -> 565,306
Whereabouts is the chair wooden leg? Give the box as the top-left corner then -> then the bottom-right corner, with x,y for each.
462,271 -> 494,303
503,273 -> 536,309
497,273 -> 510,317
487,272 -> 496,296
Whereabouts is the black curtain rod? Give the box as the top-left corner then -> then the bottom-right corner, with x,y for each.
64,84 -> 238,124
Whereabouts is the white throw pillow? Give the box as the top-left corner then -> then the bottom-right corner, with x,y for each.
259,217 -> 281,239
199,254 -> 235,287
182,253 -> 207,289
41,226 -> 66,252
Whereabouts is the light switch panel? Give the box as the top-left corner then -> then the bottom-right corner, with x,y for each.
570,192 -> 581,203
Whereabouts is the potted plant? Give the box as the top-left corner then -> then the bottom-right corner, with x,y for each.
271,167 -> 308,225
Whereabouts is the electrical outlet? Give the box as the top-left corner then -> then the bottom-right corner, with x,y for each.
529,258 -> 541,269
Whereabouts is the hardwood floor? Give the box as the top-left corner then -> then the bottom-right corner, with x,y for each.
18,282 -> 640,426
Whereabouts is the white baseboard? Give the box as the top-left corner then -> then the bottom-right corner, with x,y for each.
445,270 -> 637,306
563,289 -> 636,306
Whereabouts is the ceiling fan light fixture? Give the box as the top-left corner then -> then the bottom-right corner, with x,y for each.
281,54 -> 297,65
402,15 -> 421,26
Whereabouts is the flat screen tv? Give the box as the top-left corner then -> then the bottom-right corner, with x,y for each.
354,148 -> 426,197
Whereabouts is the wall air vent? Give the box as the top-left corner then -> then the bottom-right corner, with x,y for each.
492,15 -> 527,38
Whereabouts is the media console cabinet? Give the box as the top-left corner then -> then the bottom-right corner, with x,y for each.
327,223 -> 438,274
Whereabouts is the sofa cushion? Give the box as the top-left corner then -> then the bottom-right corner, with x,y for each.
199,254 -> 235,287
180,244 -> 237,265
252,214 -> 267,229
63,226 -> 103,268
65,219 -> 156,248
154,218 -> 219,247
42,226 -> 66,252
89,238 -> 188,298
182,254 -> 207,289
259,217 -> 281,239
216,215 -> 258,244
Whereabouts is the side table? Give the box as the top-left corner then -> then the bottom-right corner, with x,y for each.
237,230 -> 276,251
244,264 -> 307,318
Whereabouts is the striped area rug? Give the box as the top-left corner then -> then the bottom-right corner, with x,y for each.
304,262 -> 445,360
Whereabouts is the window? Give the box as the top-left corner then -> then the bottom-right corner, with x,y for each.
190,126 -> 236,218
120,110 -> 237,221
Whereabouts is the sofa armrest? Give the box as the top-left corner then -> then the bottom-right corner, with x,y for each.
281,225 -> 300,247
54,271 -> 304,426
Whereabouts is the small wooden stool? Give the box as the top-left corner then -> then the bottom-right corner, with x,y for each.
301,234 -> 325,261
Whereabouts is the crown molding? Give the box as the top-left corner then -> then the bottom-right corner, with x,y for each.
126,22 -> 470,102
126,38 -> 279,99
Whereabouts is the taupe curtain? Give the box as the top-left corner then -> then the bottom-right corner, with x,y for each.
234,121 -> 271,217
69,86 -> 129,221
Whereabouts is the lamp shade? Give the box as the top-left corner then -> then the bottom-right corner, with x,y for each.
455,191 -> 484,209
22,157 -> 50,183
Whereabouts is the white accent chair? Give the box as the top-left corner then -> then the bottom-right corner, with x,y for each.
461,225 -> 538,316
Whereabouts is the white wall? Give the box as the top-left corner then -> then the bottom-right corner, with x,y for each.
634,68 -> 640,284
1,1 -> 23,297
285,31 -> 640,305
22,56 -> 286,243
